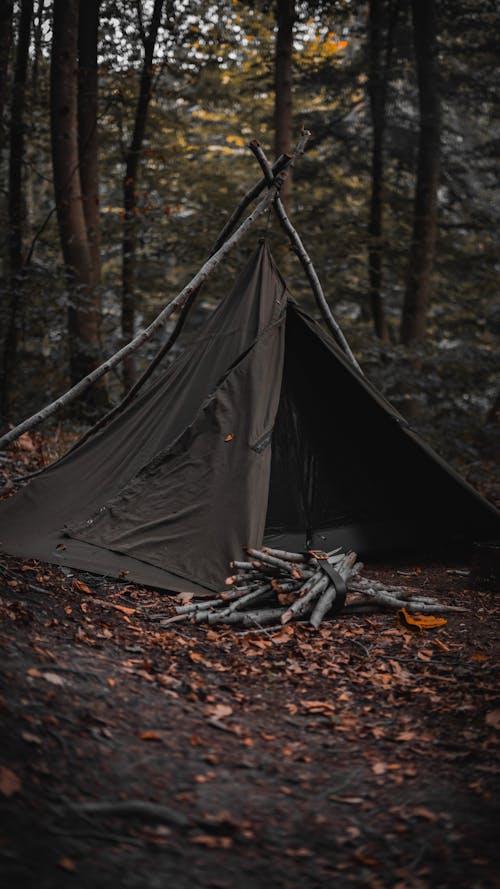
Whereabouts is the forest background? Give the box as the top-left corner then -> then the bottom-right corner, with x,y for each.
0,0 -> 498,493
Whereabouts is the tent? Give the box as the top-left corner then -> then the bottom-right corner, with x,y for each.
0,243 -> 498,594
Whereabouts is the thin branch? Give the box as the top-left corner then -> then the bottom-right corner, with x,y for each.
209,153 -> 289,255
248,140 -> 362,373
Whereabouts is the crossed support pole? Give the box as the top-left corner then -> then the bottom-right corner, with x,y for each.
0,131 -> 360,452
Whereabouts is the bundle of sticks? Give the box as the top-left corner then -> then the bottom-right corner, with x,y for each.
166,547 -> 464,631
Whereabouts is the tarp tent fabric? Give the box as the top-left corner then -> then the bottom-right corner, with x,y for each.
0,243 -> 498,593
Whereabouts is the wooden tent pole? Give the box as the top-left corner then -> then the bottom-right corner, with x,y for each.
0,135 -> 310,452
248,140 -> 363,374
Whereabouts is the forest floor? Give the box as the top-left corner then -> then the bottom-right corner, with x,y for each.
0,437 -> 499,889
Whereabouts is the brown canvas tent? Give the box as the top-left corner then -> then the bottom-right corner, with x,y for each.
0,243 -> 498,594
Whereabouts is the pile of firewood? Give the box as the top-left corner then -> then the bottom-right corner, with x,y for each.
166,547 -> 463,631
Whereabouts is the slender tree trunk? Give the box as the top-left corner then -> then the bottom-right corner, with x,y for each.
367,0 -> 389,341
0,0 -> 14,154
51,0 -> 103,406
1,0 -> 33,420
400,0 -> 440,345
274,0 -> 295,210
122,0 -> 164,389
78,0 -> 100,286
78,0 -> 107,408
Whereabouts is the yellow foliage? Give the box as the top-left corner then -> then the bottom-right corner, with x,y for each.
226,134 -> 246,147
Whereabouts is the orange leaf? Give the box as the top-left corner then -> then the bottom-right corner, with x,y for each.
191,835 -> 232,849
73,578 -> 93,595
139,730 -> 162,741
111,604 -> 136,616
397,608 -> 447,631
189,651 -> 203,663
271,626 -> 294,644
301,700 -> 335,714
224,434 -> 234,442
395,730 -> 416,742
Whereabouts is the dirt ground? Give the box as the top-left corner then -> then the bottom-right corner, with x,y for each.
0,549 -> 498,889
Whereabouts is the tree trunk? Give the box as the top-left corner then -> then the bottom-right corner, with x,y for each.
122,0 -> 164,390
274,0 -> 295,211
0,0 -> 14,154
400,0 -> 440,345
51,0 -> 104,407
367,0 -> 390,341
1,0 -> 33,421
78,0 -> 101,286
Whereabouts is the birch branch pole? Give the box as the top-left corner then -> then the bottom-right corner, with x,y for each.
0,133 -> 310,452
248,140 -> 362,374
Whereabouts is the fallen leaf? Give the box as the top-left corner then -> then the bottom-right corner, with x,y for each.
191,835 -> 232,848
176,592 -> 194,604
58,857 -> 76,872
0,766 -> 22,797
139,730 -> 162,741
398,609 -> 447,631
21,732 -> 42,745
224,434 -> 234,442
301,700 -> 336,715
485,709 -> 500,730
17,432 -> 35,452
73,578 -> 93,595
329,795 -> 364,805
195,771 -> 216,783
412,806 -> 439,822
111,604 -> 136,616
271,626 -> 294,644
42,672 -> 66,686
27,667 -> 41,678
207,703 -> 233,720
